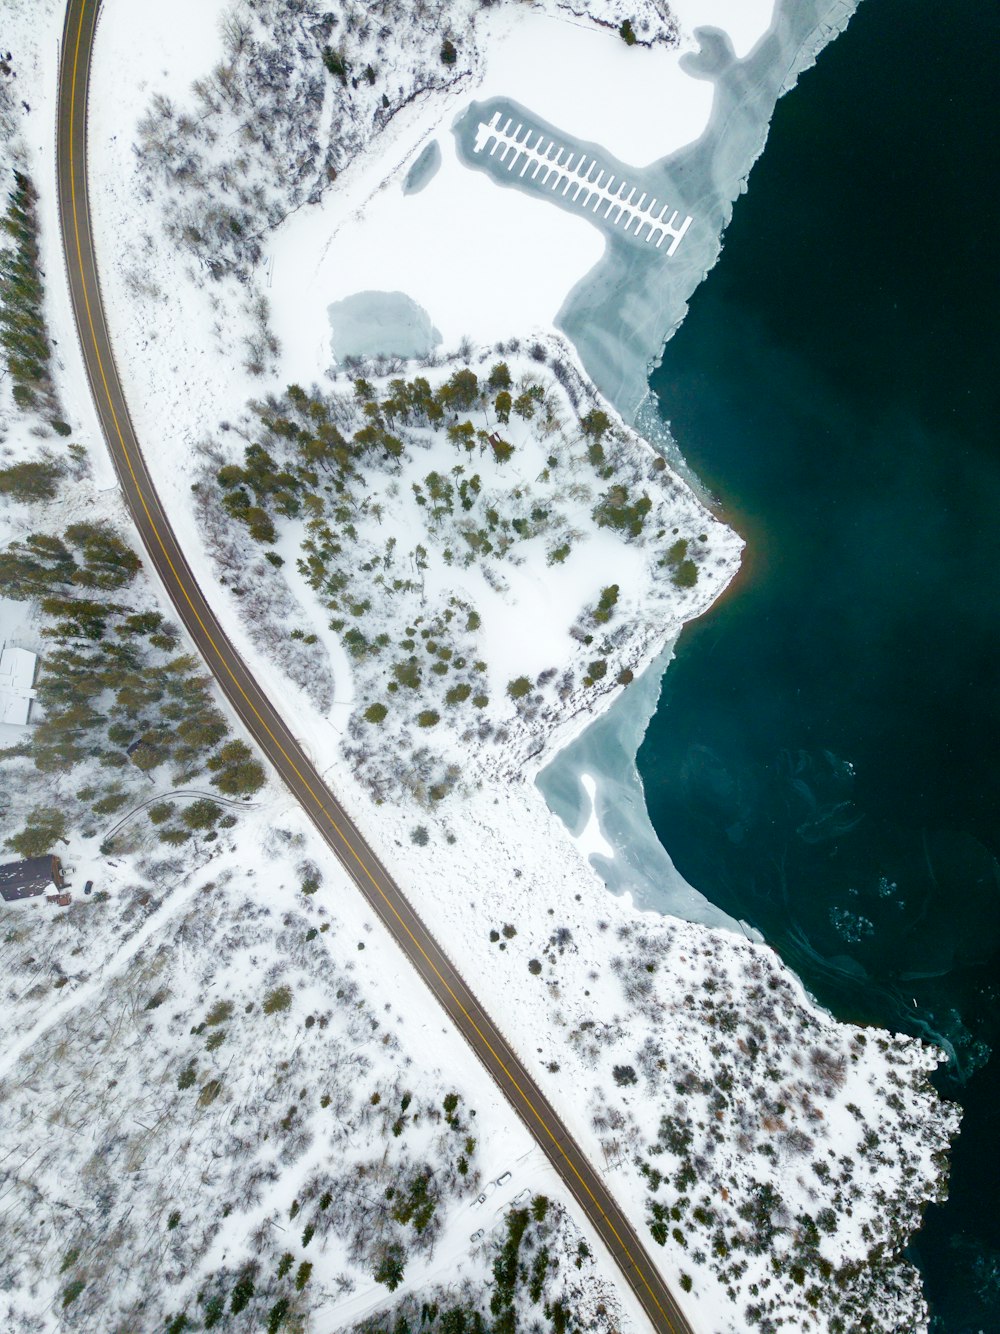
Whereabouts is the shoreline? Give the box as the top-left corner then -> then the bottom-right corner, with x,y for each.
533,0 -> 864,937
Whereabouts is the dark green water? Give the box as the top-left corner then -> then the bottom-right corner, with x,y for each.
640,0 -> 1000,1327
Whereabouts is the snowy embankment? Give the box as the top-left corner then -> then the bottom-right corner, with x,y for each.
63,0 -> 967,1330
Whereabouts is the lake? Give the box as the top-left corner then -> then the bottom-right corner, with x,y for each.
639,0 -> 1000,1327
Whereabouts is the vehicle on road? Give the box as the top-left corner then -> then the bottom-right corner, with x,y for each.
470,1229 -> 484,1243
496,1170 -> 512,1186
475,1181 -> 497,1206
513,1188 -> 530,1204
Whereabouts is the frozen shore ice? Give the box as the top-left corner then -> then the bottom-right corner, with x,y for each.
538,0 -> 862,930
557,0 -> 864,423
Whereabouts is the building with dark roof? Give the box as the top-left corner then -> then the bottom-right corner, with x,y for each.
0,856 -> 65,903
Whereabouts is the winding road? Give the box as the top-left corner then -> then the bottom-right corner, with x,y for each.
55,3 -> 692,1330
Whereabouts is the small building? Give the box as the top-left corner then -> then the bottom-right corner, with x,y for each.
0,855 -> 65,903
0,645 -> 38,726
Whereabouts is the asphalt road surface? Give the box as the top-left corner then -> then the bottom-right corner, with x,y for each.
55,3 -> 694,1329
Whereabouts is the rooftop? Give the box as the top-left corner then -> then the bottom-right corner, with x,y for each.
0,855 -> 64,902
0,645 -> 37,727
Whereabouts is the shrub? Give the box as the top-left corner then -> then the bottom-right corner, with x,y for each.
593,584 -> 619,623
364,701 -> 388,723
374,1243 -> 406,1291
507,676 -> 532,700
263,985 -> 292,1014
417,709 -> 440,727
613,1064 -> 638,1087
182,798 -> 221,830
528,959 -> 542,975
198,1079 -> 222,1107
267,1299 -> 289,1334
0,460 -> 64,501
410,825 -> 429,846
672,559 -> 699,588
445,682 -> 471,705
205,1000 -> 233,1026
230,1270 -> 256,1315
207,740 -> 266,796
440,38 -> 457,64
62,1279 -> 86,1307
580,408 -> 611,440
619,18 -> 637,44
5,806 -> 67,857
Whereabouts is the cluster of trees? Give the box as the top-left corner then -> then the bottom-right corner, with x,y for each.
600,925 -> 950,1333
135,0 -> 480,282
661,536 -> 699,588
0,457 -> 64,501
208,366 -> 568,799
0,864 -> 493,1333
0,522 -> 260,853
0,168 -> 66,424
203,351 -> 710,801
355,1196 -> 596,1334
216,364 -> 545,543
171,1077 -> 481,1329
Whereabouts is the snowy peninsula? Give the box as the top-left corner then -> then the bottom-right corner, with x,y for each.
0,0 -> 961,1331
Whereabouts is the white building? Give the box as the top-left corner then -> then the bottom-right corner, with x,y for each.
0,645 -> 38,726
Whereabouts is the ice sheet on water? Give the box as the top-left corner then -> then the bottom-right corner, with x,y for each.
552,0 -> 863,425
533,0 -> 864,945
402,140 -> 442,196
537,641 -> 758,934
328,290 -> 441,361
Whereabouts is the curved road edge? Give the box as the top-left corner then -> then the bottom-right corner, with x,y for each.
54,3 -> 694,1331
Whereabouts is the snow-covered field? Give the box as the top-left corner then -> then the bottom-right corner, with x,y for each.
0,0 -> 963,1330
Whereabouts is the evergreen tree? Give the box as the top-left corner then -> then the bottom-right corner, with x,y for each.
0,460 -> 63,501
5,806 -> 67,856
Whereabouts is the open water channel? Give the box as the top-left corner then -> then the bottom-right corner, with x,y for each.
636,0 -> 999,1326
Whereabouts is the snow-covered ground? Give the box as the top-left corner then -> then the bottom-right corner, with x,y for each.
264,1 -> 777,383
0,0 -> 963,1330
0,797 -> 619,1329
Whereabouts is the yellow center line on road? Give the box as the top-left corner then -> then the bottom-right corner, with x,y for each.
64,4 -> 679,1327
